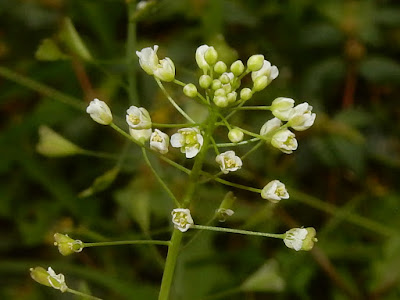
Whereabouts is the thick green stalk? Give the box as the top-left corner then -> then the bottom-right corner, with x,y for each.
158,110 -> 218,300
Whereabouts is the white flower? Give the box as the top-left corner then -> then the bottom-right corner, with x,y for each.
126,106 -> 152,129
46,267 -> 68,292
136,45 -> 159,75
153,57 -> 175,82
171,208 -> 194,232
195,45 -> 217,71
150,129 -> 169,154
215,208 -> 234,222
284,227 -> 317,251
271,129 -> 298,154
215,150 -> 243,174
270,97 -> 295,121
129,127 -> 152,145
170,127 -> 204,158
261,180 -> 289,203
260,117 -> 282,137
288,102 -> 316,131
251,60 -> 279,84
86,98 -> 113,125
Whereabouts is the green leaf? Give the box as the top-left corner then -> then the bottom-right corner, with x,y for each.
241,259 -> 285,292
59,17 -> 92,61
35,38 -> 68,61
360,56 -> 400,84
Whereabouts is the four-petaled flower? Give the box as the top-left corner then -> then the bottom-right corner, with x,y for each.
261,180 -> 289,203
171,127 -> 204,158
283,227 -> 317,251
271,129 -> 298,154
171,208 -> 194,232
251,60 -> 279,85
86,98 -> 113,125
215,150 -> 243,174
126,106 -> 152,129
288,102 -> 316,131
150,129 -> 170,154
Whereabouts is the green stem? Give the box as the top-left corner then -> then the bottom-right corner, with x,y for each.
83,240 -> 170,248
158,110 -> 218,300
155,78 -> 196,123
152,122 -> 199,128
240,140 -> 263,160
214,137 -> 260,148
0,66 -> 84,111
67,288 -> 103,300
142,148 -> 181,207
79,149 -> 118,160
191,225 -> 285,239
235,105 -> 271,111
126,0 -> 139,105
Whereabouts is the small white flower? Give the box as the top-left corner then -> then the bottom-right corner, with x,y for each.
215,208 -> 234,222
129,127 -> 152,144
150,129 -> 169,154
261,180 -> 289,203
251,60 -> 279,84
170,127 -> 204,158
47,267 -> 68,292
153,57 -> 175,82
171,208 -> 194,232
260,117 -> 282,137
136,45 -> 159,75
270,97 -> 295,121
271,129 -> 298,154
288,102 -> 316,131
215,150 -> 243,174
126,106 -> 152,129
86,98 -> 113,125
283,227 -> 317,251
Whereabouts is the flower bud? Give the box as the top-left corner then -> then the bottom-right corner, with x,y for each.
129,128 -> 152,145
204,47 -> 218,65
154,57 -> 175,82
284,227 -> 317,251
247,54 -> 264,71
214,88 -> 226,97
213,95 -> 229,107
211,79 -> 222,90
199,75 -> 212,89
271,129 -> 298,154
253,75 -> 269,92
136,45 -> 159,75
228,128 -> 244,143
36,126 -> 82,157
183,83 -> 198,98
226,91 -> 237,104
271,97 -> 295,121
261,180 -> 289,203
214,61 -> 227,73
260,117 -> 282,137
86,98 -> 113,125
219,73 -> 231,84
30,267 -> 68,292
240,88 -> 253,101
54,233 -> 83,256
230,60 -> 245,76
150,129 -> 170,154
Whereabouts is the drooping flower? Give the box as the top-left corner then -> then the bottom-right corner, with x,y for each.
288,102 -> 316,131
150,129 -> 169,154
271,129 -> 298,154
171,208 -> 194,232
215,150 -> 243,174
153,57 -> 175,82
126,106 -> 152,129
270,97 -> 295,121
86,98 -> 113,125
260,117 -> 282,138
283,227 -> 317,251
30,267 -> 68,292
261,180 -> 289,203
170,127 -> 204,158
53,233 -> 83,256
136,45 -> 159,75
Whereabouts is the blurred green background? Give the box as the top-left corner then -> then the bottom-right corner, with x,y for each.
1,0 -> 400,299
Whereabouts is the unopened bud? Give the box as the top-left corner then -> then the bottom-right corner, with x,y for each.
247,54 -> 264,71
214,61 -> 227,73
230,60 -> 245,76
199,75 -> 212,89
228,128 -> 244,143
253,75 -> 269,91
183,83 -> 198,98
204,47 -> 218,65
240,88 -> 252,101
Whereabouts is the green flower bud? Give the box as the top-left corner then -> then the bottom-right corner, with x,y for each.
214,88 -> 226,97
253,75 -> 269,92
227,91 -> 237,104
30,267 -> 68,292
199,75 -> 212,89
214,61 -> 227,73
230,60 -> 245,76
219,73 -> 231,84
247,54 -> 264,71
213,95 -> 229,108
204,47 -> 218,65
228,128 -> 244,143
212,79 -> 222,90
240,88 -> 253,101
54,233 -> 84,256
183,83 -> 198,98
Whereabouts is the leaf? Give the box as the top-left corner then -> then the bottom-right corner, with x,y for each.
360,56 -> 400,84
59,17 -> 92,61
35,38 -> 68,61
241,259 -> 285,292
